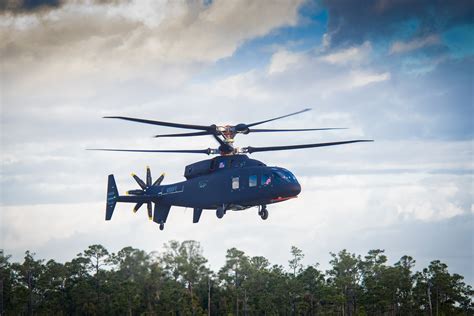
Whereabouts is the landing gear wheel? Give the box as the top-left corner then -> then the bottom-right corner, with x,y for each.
216,207 -> 225,219
159,222 -> 165,231
258,205 -> 268,220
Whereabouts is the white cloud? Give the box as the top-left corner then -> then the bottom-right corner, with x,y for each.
319,41 -> 372,65
1,0 -> 304,94
268,49 -> 305,74
390,34 -> 441,54
348,70 -> 390,88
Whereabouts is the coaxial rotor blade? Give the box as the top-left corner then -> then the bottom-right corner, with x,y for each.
147,202 -> 153,220
246,108 -> 311,128
88,148 -> 214,154
244,140 -> 373,154
249,127 -> 347,132
133,202 -> 144,213
146,166 -> 152,187
103,116 -> 212,131
153,173 -> 165,186
154,131 -> 212,138
131,174 -> 147,190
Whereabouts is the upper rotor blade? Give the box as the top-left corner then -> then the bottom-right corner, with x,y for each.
249,127 -> 347,133
87,148 -> 213,154
245,140 -> 373,154
154,131 -> 212,138
104,116 -> 212,131
246,108 -> 311,128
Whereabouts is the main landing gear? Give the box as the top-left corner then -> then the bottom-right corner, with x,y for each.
258,205 -> 268,220
159,221 -> 165,231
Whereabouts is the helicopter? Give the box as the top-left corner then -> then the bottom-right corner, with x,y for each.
90,108 -> 372,230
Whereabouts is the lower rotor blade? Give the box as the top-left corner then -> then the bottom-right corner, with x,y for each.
146,166 -> 152,187
147,202 -> 153,220
133,202 -> 144,213
245,140 -> 373,153
88,148 -> 214,154
154,131 -> 212,138
249,128 -> 347,132
153,173 -> 165,186
132,174 -> 147,190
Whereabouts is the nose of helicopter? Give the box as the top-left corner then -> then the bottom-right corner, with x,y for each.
288,182 -> 301,196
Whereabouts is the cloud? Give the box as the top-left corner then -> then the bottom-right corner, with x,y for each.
268,49 -> 306,74
347,70 -> 390,88
1,0 -> 304,94
390,34 -> 441,54
322,0 -> 474,47
319,41 -> 372,65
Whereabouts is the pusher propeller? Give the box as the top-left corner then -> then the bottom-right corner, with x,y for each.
126,166 -> 165,220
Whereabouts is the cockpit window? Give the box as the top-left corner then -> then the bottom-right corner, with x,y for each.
261,174 -> 271,186
271,168 -> 297,183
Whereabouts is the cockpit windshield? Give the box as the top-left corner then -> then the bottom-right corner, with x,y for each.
271,168 -> 298,183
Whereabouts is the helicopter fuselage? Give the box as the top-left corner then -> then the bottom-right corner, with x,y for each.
148,158 -> 301,210
108,155 -> 301,228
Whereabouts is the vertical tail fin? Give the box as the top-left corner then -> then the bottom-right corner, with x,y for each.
106,174 -> 119,220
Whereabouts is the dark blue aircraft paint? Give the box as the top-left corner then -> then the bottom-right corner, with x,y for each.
106,155 -> 301,229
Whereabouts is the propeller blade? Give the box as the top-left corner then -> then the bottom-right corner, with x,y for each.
103,116 -> 212,131
146,166 -> 152,187
245,140 -> 373,153
131,173 -> 147,190
154,131 -> 212,138
88,148 -> 214,155
127,189 -> 145,195
249,127 -> 347,133
147,202 -> 153,220
153,173 -> 165,186
246,108 -> 311,128
133,202 -> 144,213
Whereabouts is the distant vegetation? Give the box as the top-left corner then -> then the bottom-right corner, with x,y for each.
1,241 -> 472,315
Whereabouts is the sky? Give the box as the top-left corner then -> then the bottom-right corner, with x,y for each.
1,0 -> 473,284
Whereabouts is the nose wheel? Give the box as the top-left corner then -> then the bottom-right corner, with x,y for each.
159,221 -> 165,230
258,205 -> 268,220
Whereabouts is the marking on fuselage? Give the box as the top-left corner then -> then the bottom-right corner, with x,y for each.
160,185 -> 184,196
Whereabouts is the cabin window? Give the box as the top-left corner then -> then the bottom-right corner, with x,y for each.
232,177 -> 239,190
249,175 -> 257,187
261,174 -> 271,186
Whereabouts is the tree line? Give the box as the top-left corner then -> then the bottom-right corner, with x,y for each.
0,241 -> 472,315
